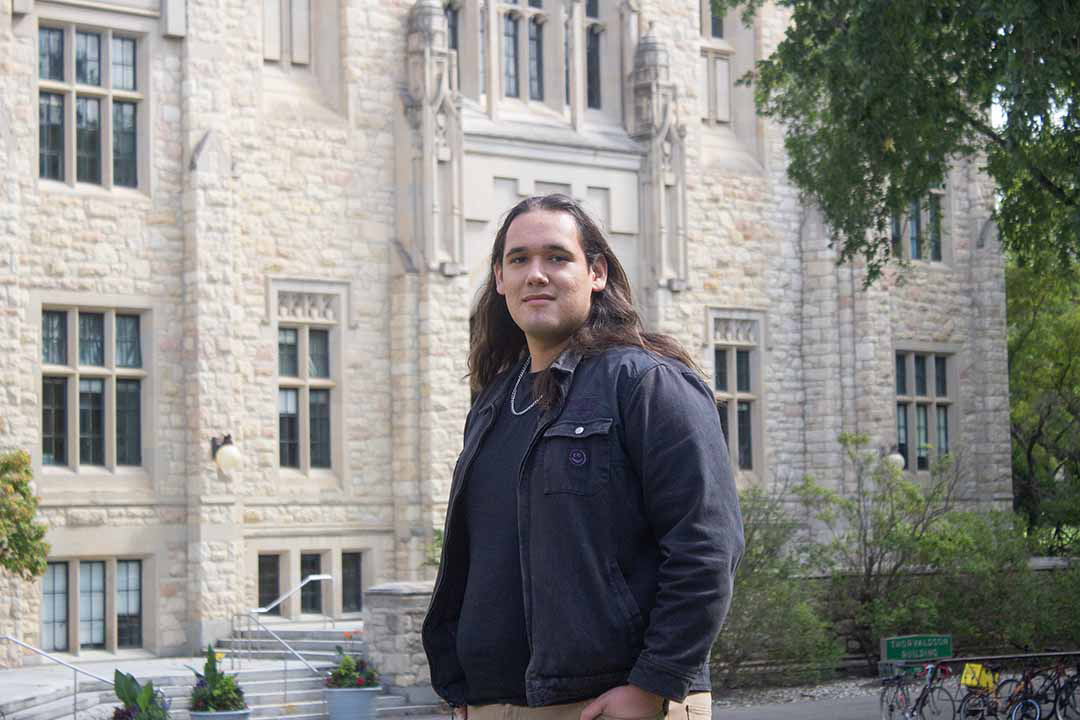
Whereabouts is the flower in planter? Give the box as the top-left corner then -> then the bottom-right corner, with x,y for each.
325,646 -> 380,689
188,644 -> 247,712
113,671 -> 171,720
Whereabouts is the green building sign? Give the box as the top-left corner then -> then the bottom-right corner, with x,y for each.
881,634 -> 953,662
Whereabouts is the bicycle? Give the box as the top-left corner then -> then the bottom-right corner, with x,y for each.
881,661 -> 956,720
962,664 -> 1047,720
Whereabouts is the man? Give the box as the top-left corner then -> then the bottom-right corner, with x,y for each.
422,194 -> 744,720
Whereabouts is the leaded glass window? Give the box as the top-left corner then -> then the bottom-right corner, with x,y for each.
937,406 -> 949,457
43,378 -> 68,466
79,312 -> 105,366
929,194 -> 942,261
909,199 -> 923,260
914,354 -> 927,396
896,404 -> 909,469
79,379 -> 105,465
712,317 -> 761,474
76,31 -> 101,86
43,311 -> 67,364
736,350 -> 751,393
116,559 -> 142,648
116,315 -> 141,367
112,36 -> 136,90
503,14 -> 519,98
79,561 -> 105,649
711,12 -> 724,38
39,93 -> 65,181
714,348 -> 728,391
258,554 -> 281,614
737,401 -> 752,470
309,329 -> 329,378
310,389 -> 331,469
895,351 -> 952,471
116,379 -> 141,466
279,388 -> 299,467
279,328 -> 298,376
113,102 -> 138,188
300,553 -> 322,613
76,97 -> 102,184
342,552 -> 363,612
586,27 -> 601,109
916,404 -> 929,470
39,28 -> 64,81
528,19 -> 543,101
42,562 -> 69,652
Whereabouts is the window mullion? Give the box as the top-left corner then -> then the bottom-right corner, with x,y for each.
68,369 -> 79,469
300,385 -> 311,472
105,375 -> 116,470
103,30 -> 114,188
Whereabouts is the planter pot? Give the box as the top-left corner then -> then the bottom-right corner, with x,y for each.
190,711 -> 251,720
325,686 -> 382,720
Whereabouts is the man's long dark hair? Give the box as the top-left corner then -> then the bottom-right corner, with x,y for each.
468,193 -> 701,406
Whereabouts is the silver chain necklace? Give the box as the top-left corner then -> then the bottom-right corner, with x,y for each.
510,358 -> 542,416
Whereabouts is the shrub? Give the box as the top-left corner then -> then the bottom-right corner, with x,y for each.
710,482 -> 843,687
0,449 -> 49,580
189,645 -> 246,712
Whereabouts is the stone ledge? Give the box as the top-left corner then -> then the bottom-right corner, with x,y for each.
366,581 -> 435,596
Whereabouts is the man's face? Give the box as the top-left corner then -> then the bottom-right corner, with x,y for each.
494,209 -> 608,354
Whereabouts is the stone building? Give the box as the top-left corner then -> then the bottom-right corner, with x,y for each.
0,0 -> 1010,668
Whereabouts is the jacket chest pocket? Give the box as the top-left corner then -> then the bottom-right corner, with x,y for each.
540,418 -> 613,496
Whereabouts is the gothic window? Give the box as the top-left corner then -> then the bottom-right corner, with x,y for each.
892,191 -> 947,263
38,23 -> 143,189
710,313 -> 765,474
276,291 -> 340,475
41,307 -> 147,470
895,350 -> 954,470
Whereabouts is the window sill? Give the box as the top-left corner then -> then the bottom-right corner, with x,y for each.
39,464 -> 153,494
38,177 -> 149,199
277,466 -> 342,492
700,37 -> 735,54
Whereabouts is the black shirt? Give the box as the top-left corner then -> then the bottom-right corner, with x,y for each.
456,370 -> 541,705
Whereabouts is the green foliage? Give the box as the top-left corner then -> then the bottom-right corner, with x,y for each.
0,449 -> 50,581
712,0 -> 1080,283
189,645 -> 246,712
113,670 -> 171,720
325,647 -> 380,689
795,433 -> 964,668
424,528 -> 444,568
1006,257 -> 1080,551
710,483 -> 843,687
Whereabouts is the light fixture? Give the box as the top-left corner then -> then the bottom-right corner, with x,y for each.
211,434 -> 243,473
884,446 -> 906,471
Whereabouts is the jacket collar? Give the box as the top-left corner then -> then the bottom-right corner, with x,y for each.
480,347 -> 582,416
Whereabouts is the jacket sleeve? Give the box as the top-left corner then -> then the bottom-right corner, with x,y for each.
621,364 -> 745,701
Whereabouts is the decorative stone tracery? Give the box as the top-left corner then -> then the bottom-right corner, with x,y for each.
631,25 -> 688,292
398,0 -> 466,276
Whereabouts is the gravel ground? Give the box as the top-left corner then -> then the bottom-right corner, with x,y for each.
712,677 -> 884,708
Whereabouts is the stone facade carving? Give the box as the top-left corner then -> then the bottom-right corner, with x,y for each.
399,0 -> 466,277
632,25 -> 688,292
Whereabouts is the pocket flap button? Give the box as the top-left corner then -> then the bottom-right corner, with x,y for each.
574,426 -> 584,434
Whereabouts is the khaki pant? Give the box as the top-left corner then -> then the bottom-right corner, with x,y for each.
467,693 -> 712,720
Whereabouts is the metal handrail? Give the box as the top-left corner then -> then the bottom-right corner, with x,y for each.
254,574 -> 332,616
1,634 -> 114,720
245,611 -> 324,676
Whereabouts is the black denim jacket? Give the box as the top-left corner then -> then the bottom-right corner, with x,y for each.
422,346 -> 745,707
